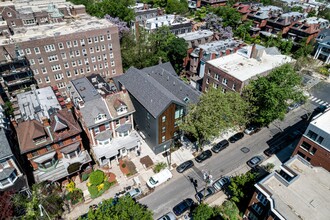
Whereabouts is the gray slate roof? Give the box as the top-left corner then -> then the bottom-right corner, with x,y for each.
318,28 -> 330,43
80,98 -> 111,128
0,167 -> 15,180
71,77 -> 101,102
115,63 -> 201,118
0,129 -> 12,159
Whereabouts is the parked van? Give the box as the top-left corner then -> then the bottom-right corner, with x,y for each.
147,168 -> 172,189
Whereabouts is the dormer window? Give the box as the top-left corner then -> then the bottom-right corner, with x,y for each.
95,113 -> 106,123
114,99 -> 128,115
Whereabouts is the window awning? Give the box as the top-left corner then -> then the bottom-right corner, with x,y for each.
60,142 -> 80,154
115,124 -> 132,133
33,152 -> 56,164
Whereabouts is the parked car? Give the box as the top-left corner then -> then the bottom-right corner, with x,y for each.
264,146 -> 281,157
195,186 -> 216,202
229,132 -> 244,143
173,198 -> 194,216
244,125 -> 260,135
125,188 -> 142,199
157,212 -> 176,220
247,156 -> 263,168
147,168 -> 172,189
315,105 -> 327,113
176,160 -> 194,173
195,150 -> 212,163
211,140 -> 229,153
213,176 -> 231,191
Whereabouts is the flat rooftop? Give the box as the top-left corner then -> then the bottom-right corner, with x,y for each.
17,86 -> 61,122
304,17 -> 329,24
258,157 -> 330,220
207,45 -> 293,82
310,109 -> 330,134
0,16 -> 115,46
177,30 -> 213,41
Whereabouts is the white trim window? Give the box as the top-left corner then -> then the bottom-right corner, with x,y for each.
34,47 -> 40,54
222,78 -> 228,85
94,127 -> 100,135
44,44 -> 56,52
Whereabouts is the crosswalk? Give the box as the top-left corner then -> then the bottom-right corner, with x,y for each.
308,95 -> 330,108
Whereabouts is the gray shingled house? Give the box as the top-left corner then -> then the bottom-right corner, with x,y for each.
114,63 -> 201,154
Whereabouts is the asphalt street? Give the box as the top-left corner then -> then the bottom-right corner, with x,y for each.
140,105 -> 316,219
309,81 -> 330,104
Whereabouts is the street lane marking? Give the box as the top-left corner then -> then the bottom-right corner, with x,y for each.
311,97 -> 318,101
319,101 -> 325,105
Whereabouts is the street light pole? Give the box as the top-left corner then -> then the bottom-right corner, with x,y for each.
38,204 -> 51,220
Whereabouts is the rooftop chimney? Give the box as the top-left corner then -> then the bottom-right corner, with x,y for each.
41,117 -> 49,127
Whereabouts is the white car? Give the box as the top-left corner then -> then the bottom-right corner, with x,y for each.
125,188 -> 142,199
147,168 -> 173,189
157,212 -> 176,220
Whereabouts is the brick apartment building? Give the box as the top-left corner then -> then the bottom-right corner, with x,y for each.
287,17 -> 329,44
244,155 -> 330,220
0,0 -> 123,95
15,108 -> 92,183
202,44 -> 293,93
292,109 -> 330,171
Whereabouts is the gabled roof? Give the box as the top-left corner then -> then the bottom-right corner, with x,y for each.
105,91 -> 135,119
0,128 -> 13,159
50,109 -> 81,142
115,62 -> 201,118
16,120 -> 52,153
79,98 -> 111,128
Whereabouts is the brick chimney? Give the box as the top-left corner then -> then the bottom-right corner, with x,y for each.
122,85 -> 127,93
250,43 -> 257,58
41,117 -> 50,127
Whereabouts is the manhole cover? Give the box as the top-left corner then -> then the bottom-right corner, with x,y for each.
240,147 -> 250,153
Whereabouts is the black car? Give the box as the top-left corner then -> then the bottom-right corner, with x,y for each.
172,198 -> 194,216
211,140 -> 229,153
229,132 -> 244,143
195,150 -> 212,163
176,160 -> 194,173
195,186 -> 216,202
264,147 -> 281,157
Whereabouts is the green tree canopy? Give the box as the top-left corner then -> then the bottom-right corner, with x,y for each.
212,6 -> 241,28
242,63 -> 304,126
86,196 -> 153,220
13,182 -> 64,219
69,0 -> 135,23
192,203 -> 214,220
180,88 -> 249,149
318,8 -> 330,21
228,172 -> 257,204
165,0 -> 189,14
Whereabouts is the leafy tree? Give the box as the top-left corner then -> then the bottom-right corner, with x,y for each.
69,0 -> 135,23
192,203 -> 214,220
291,6 -> 304,13
242,64 -> 304,126
181,88 -> 249,150
214,201 -> 240,220
0,191 -> 14,219
4,101 -> 14,117
204,13 -> 233,39
293,38 -> 315,59
318,8 -> 330,21
212,6 -> 241,28
234,20 -> 253,42
153,162 -> 167,173
104,15 -> 130,39
307,10 -> 317,17
167,37 -> 188,72
87,196 -> 153,220
228,172 -> 257,204
13,182 -> 64,219
195,7 -> 208,21
165,0 -> 189,15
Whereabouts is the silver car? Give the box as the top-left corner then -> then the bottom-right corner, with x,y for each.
213,176 -> 230,191
157,212 -> 176,220
125,188 -> 142,199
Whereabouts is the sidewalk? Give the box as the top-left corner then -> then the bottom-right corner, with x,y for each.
64,129 -> 239,219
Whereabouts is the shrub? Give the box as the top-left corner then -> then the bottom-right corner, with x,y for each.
121,163 -> 126,168
67,189 -> 84,205
88,185 -> 99,199
66,181 -> 75,193
263,163 -> 275,172
82,173 -> 90,182
89,170 -> 105,186
153,162 -> 167,173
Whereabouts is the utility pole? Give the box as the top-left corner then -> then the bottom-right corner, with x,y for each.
201,170 -> 213,203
